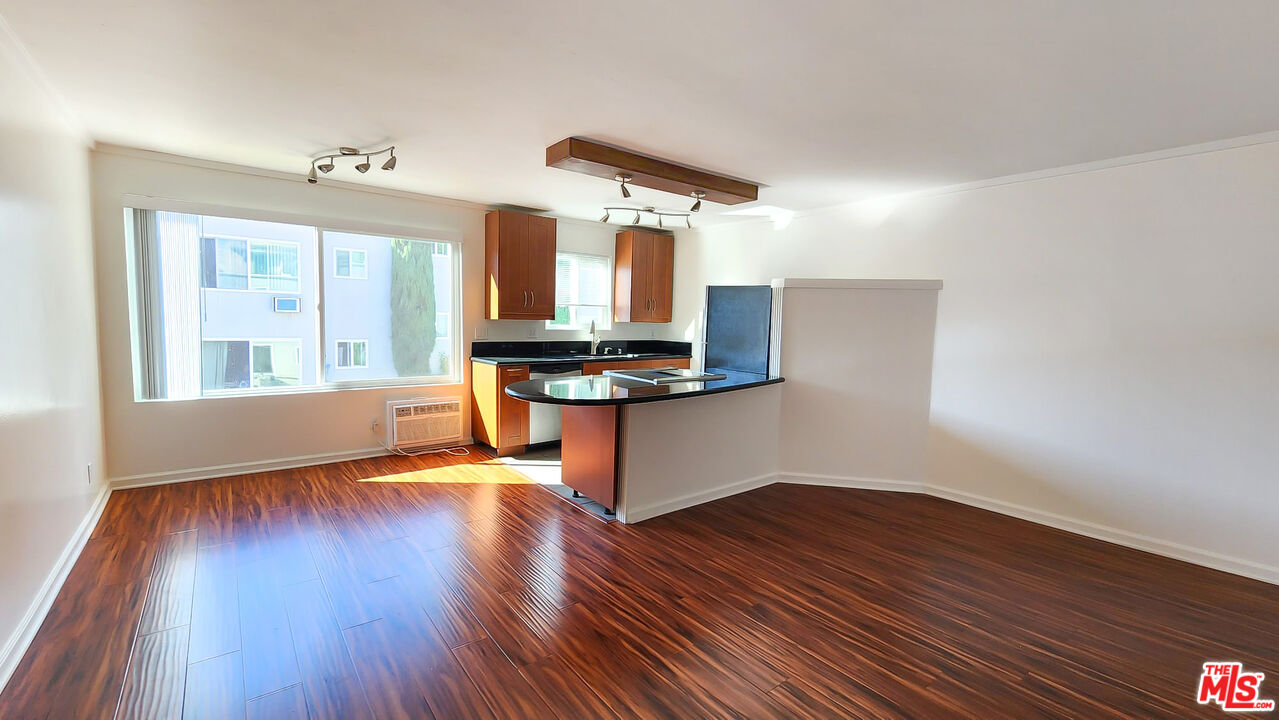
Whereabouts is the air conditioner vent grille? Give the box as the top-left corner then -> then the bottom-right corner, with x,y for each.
386,399 -> 463,450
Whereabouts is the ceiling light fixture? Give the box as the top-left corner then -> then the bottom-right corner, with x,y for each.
689,191 -> 705,213
599,205 -> 691,228
305,145 -> 396,184
616,173 -> 632,199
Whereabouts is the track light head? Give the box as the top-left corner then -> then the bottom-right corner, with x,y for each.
355,156 -> 371,173
616,174 -> 632,199
690,191 -> 705,213
600,211 -> 610,223
318,162 -> 335,173
307,165 -> 318,184
381,155 -> 396,171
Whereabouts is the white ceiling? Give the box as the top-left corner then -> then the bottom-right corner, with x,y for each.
4,1 -> 1279,223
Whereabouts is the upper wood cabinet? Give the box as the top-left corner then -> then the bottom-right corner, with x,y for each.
485,210 -> 556,320
614,230 -> 674,323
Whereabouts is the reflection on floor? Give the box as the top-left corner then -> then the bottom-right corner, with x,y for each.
499,443 -> 615,522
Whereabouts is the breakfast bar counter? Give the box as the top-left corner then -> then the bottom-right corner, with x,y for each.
506,370 -> 784,521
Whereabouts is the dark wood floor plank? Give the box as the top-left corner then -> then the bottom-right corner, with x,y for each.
116,625 -> 189,720
245,684 -> 308,720
183,650 -> 246,720
188,542 -> 241,663
452,638 -> 555,719
427,545 -> 553,666
282,579 -> 374,720
237,558 -> 301,701
519,653 -> 620,719
5,449 -> 1276,720
306,529 -> 385,629
138,529 -> 199,635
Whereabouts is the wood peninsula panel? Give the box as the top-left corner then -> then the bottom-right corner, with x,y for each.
560,405 -> 620,511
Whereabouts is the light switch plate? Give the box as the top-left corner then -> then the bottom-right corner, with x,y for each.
473,326 -> 489,340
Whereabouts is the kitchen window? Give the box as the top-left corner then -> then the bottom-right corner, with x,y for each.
547,251 -> 611,330
333,247 -> 367,279
128,207 -> 460,400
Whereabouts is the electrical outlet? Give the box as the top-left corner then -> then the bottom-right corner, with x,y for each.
526,326 -> 538,338
473,326 -> 488,340
371,418 -> 379,432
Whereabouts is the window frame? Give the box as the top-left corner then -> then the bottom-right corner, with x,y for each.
125,197 -> 465,402
334,338 -> 370,369
332,247 -> 368,280
546,250 -> 613,331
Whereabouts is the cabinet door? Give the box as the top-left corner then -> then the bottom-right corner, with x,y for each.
497,365 -> 530,446
495,212 -> 529,317
630,232 -> 654,321
526,215 -> 557,319
648,233 -> 674,322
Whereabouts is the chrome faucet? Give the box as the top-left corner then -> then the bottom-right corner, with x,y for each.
589,320 -> 601,355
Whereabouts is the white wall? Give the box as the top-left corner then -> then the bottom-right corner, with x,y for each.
619,384 -> 782,523
0,29 -> 105,680
775,282 -> 939,485
91,148 -> 487,483
673,141 -> 1279,576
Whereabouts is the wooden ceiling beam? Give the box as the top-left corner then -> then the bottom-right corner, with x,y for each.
545,137 -> 759,206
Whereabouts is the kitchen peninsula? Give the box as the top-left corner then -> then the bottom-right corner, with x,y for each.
506,369 -> 784,522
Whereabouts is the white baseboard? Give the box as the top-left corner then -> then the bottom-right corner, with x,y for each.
0,485 -> 112,693
110,447 -> 391,489
775,472 -> 1277,586
622,472 -> 777,524
776,472 -> 925,494
925,484 -> 1279,586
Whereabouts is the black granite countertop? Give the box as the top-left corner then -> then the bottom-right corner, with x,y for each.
504,369 -> 783,406
471,339 -> 692,366
472,352 -> 692,366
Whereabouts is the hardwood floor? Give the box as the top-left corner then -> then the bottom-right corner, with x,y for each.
1,447 -> 1275,718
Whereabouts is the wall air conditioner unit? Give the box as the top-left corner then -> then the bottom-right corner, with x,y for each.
386,398 -> 463,451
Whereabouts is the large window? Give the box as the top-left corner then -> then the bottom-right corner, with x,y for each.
129,208 -> 459,400
547,252 -> 612,330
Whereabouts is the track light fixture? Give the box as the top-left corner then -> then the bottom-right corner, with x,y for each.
306,145 -> 396,184
616,173 -> 632,199
689,191 -> 705,213
599,205 -> 691,228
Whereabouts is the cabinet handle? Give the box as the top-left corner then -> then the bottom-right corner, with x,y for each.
530,290 -> 535,307
523,290 -> 529,308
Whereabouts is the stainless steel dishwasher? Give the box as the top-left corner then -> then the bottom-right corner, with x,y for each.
528,362 -> 582,444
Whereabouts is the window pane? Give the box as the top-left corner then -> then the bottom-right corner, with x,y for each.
321,231 -> 456,381
548,252 -> 611,330
336,249 -> 351,277
135,209 -> 319,399
251,340 -> 300,387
